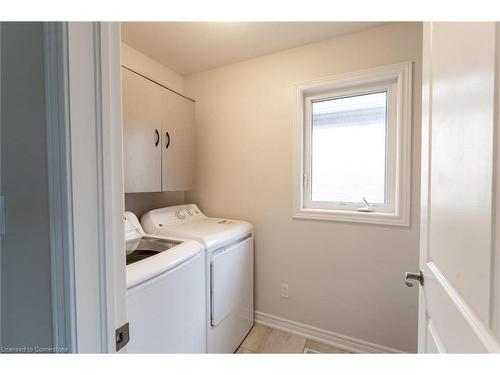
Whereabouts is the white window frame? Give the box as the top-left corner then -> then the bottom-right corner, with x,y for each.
293,62 -> 412,226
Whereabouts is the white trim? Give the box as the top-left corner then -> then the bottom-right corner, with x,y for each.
64,22 -> 126,353
255,311 -> 405,354
43,22 -> 77,353
91,22 -> 110,351
418,21 -> 434,353
97,22 -> 127,352
493,20 -> 500,340
292,61 -> 412,227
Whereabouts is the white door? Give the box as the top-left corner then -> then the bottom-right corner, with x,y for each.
415,22 -> 500,353
210,237 -> 253,327
162,89 -> 195,191
122,68 -> 163,193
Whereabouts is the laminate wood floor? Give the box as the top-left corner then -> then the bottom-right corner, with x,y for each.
235,323 -> 353,354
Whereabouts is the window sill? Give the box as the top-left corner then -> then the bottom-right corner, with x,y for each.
293,208 -> 410,227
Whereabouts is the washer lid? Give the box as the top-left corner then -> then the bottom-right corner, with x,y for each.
125,211 -> 144,253
126,239 -> 203,290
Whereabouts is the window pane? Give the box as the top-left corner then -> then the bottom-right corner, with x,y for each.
311,91 -> 387,204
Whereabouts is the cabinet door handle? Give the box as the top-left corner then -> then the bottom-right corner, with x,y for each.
154,129 -> 159,147
165,131 -> 170,149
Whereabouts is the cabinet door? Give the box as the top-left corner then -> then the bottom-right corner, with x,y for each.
162,90 -> 195,191
122,68 -> 163,192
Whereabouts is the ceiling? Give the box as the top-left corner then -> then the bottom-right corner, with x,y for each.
121,22 -> 384,76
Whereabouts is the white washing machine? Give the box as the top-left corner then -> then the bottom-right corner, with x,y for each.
141,204 -> 254,353
124,211 -> 206,353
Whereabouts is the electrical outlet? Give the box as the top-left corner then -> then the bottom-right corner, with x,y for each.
280,283 -> 289,299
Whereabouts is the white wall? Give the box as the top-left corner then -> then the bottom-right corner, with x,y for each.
121,42 -> 187,216
0,22 -> 53,350
185,22 -> 422,352
121,42 -> 184,93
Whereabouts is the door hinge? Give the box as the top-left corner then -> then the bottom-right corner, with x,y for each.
115,322 -> 130,352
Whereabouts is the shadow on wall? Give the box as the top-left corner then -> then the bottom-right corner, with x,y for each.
1,22 -> 53,350
124,191 -> 186,218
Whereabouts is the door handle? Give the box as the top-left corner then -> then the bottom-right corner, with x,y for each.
154,129 -> 159,147
404,271 -> 423,287
165,131 -> 170,149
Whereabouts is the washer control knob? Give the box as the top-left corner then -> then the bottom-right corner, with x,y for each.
187,209 -> 194,216
176,210 -> 186,220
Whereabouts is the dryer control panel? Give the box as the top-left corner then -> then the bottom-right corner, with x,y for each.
176,206 -> 201,220
141,204 -> 206,233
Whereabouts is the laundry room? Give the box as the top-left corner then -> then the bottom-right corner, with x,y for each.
119,22 -> 422,354
3,14 -> 500,367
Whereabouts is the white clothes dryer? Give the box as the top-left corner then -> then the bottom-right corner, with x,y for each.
141,204 -> 254,353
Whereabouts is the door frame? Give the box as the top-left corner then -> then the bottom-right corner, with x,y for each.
43,21 -> 77,353
44,22 -> 126,353
0,22 -> 3,348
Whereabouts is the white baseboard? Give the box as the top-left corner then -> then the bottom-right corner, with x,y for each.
255,311 -> 405,354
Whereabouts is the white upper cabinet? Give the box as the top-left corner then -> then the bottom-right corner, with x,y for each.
122,68 -> 163,192
122,67 -> 195,193
162,89 -> 195,191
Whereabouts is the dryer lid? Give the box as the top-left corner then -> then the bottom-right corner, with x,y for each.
141,205 -> 253,250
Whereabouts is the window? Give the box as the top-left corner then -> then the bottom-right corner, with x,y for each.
293,62 -> 412,226
310,91 -> 388,206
